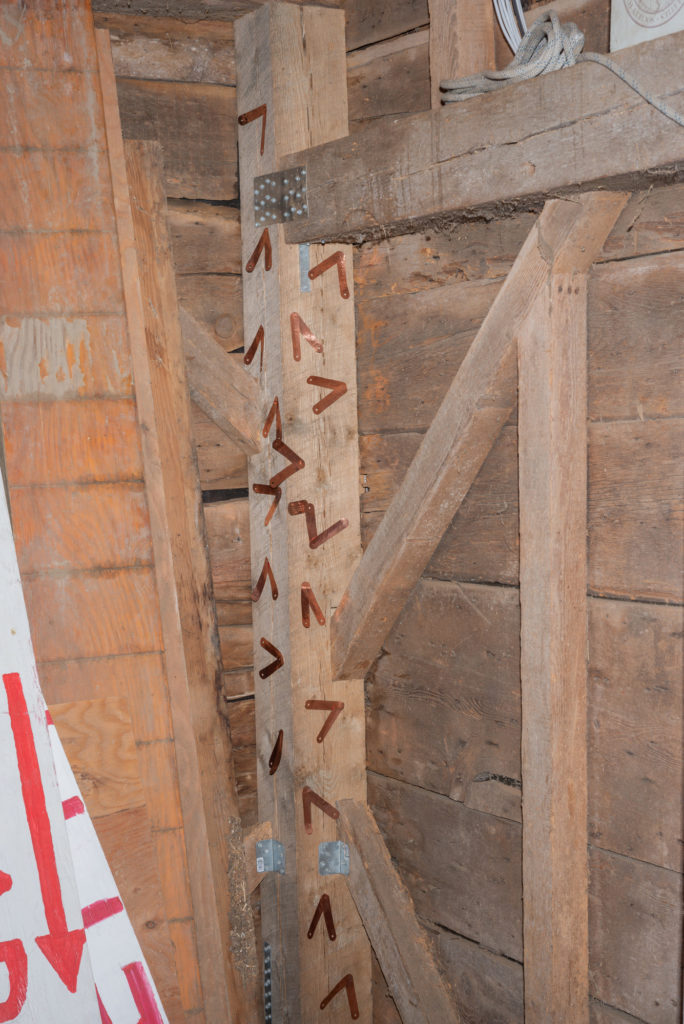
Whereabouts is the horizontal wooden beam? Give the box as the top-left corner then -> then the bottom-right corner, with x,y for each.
283,33 -> 682,244
179,306 -> 262,455
330,191 -> 627,680
337,799 -> 459,1023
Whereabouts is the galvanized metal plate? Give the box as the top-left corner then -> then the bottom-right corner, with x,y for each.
318,841 -> 350,876
254,167 -> 308,227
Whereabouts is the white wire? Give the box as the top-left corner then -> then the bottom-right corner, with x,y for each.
493,0 -> 528,54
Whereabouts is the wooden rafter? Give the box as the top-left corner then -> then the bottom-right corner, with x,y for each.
282,33 -> 683,245
179,305 -> 262,456
330,192 -> 627,681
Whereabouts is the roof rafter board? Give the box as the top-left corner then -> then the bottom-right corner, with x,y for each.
282,32 -> 683,244
235,4 -> 371,1022
330,191 -> 627,681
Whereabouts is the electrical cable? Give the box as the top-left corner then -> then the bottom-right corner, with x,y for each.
440,9 -> 684,128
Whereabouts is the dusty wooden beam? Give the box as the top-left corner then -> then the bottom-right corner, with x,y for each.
330,191 -> 627,680
179,305 -> 261,455
337,799 -> 458,1023
428,0 -> 496,109
236,4 -> 371,1022
283,33 -> 683,244
518,249 -> 590,1018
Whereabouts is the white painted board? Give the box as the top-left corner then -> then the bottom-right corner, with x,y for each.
611,0 -> 684,50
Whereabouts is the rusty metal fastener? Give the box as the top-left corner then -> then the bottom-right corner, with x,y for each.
237,103 -> 267,156
259,637 -> 283,680
244,325 -> 264,371
307,893 -> 336,941
246,228 -> 272,274
301,583 -> 325,628
308,251 -> 350,300
253,482 -> 281,527
287,500 -> 349,550
251,557 -> 278,602
320,974 -> 359,1019
307,375 -> 347,416
268,729 -> 283,775
290,312 -> 323,362
304,699 -> 344,743
302,786 -> 339,835
269,437 -> 305,489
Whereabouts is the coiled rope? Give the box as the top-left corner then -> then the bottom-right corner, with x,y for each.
439,11 -> 684,128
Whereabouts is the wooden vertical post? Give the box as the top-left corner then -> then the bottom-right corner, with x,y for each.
518,264 -> 590,1019
428,0 -> 497,108
236,4 -> 371,1021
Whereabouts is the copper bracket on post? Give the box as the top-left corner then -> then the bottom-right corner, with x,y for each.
262,396 -> 282,440
307,375 -> 348,416
259,637 -> 284,680
320,974 -> 359,1020
288,500 -> 349,549
244,325 -> 265,371
302,786 -> 339,835
268,729 -> 283,775
307,893 -> 336,941
251,557 -> 278,602
300,582 -> 326,628
253,482 -> 281,526
237,103 -> 267,156
246,228 -> 272,273
304,699 -> 344,743
270,437 -> 305,489
308,251 -> 350,300
290,312 -> 323,361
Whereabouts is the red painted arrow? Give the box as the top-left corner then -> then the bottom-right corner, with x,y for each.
0,938 -> 28,1022
123,961 -> 164,1024
0,870 -> 12,897
4,672 -> 86,993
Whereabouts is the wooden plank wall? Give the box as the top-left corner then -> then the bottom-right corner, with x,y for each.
93,2 -> 681,1021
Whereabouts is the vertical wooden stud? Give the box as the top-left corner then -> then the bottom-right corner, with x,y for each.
236,4 -> 371,1021
518,272 -> 590,1020
428,0 -> 497,108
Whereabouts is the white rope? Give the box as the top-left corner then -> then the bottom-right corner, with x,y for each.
440,11 -> 684,128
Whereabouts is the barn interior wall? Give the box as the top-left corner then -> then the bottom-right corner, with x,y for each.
93,2 -> 682,1021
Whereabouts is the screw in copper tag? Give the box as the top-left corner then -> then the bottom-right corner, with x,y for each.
307,375 -> 347,416
320,974 -> 359,1019
251,557 -> 278,602
302,785 -> 339,834
237,103 -> 267,156
259,637 -> 284,679
268,729 -> 283,775
246,228 -> 272,274
244,325 -> 264,371
300,583 -> 325,629
290,312 -> 323,361
308,250 -> 350,299
307,893 -> 336,941
253,482 -> 281,527
304,699 -> 344,742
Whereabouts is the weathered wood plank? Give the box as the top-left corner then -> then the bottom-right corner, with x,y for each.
284,34 -> 683,244
205,497 -> 252,602
429,0 -> 495,108
236,4 -> 371,1019
343,0 -> 428,51
180,306 -> 261,455
365,582 -> 683,872
168,201 -> 241,275
0,148 -> 114,232
96,13 -> 236,85
337,799 -> 459,1022
123,136 -> 259,1021
176,271 -> 244,353
115,77 -> 237,199
518,270 -> 589,1021
331,193 -> 626,680
0,0 -> 98,70
192,405 -> 249,490
347,31 -> 429,128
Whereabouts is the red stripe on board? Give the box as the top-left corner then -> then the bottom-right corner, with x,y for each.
82,896 -> 124,929
62,796 -> 85,820
123,962 -> 164,1024
45,709 -> 54,726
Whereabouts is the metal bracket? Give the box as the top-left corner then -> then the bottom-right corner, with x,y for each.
318,841 -> 350,876
256,839 -> 285,875
254,167 -> 307,227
